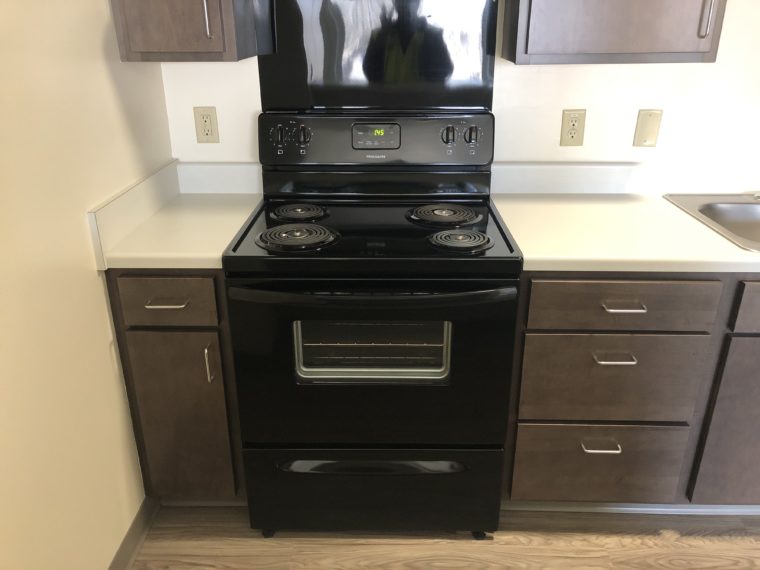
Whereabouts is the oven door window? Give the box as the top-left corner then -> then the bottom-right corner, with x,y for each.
294,321 -> 451,384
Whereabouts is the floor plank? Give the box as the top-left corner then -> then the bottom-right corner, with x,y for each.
132,507 -> 760,569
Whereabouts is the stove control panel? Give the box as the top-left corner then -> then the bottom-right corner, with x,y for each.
259,114 -> 494,166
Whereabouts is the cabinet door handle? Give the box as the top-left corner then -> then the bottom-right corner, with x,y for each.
601,302 -> 648,314
581,442 -> 623,455
144,299 -> 190,310
202,0 -> 213,39
699,0 -> 716,39
204,345 -> 215,384
593,353 -> 638,366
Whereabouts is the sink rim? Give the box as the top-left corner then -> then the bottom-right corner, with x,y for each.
665,193 -> 760,253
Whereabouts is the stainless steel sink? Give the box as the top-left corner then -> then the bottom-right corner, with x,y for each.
666,194 -> 760,252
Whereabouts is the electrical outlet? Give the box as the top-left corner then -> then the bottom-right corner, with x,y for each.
193,106 -> 220,143
560,109 -> 586,146
633,109 -> 663,147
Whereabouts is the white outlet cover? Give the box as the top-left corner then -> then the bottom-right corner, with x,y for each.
193,106 -> 220,144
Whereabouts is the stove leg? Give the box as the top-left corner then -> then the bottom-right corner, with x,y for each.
471,530 -> 491,541
261,529 -> 276,538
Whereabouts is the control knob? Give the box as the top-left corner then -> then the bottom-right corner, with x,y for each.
464,126 -> 479,144
441,125 -> 456,145
297,125 -> 312,145
275,124 -> 285,145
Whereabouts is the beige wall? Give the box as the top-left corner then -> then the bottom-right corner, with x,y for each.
0,1 -> 172,569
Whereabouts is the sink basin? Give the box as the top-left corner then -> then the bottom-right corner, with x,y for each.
666,194 -> 760,252
699,203 -> 760,243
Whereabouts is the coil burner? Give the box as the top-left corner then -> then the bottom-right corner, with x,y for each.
272,203 -> 327,222
255,224 -> 338,253
428,229 -> 494,254
408,204 -> 482,227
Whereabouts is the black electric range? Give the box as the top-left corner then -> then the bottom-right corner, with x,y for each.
222,114 -> 523,538
223,197 -> 521,278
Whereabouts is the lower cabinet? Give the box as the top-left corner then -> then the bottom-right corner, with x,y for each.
692,336 -> 760,504
107,270 -> 239,502
511,276 -> 726,505
511,424 -> 690,503
126,331 -> 235,500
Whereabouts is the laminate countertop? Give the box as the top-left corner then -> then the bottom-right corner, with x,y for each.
100,191 -> 760,272
492,193 -> 760,273
103,193 -> 260,269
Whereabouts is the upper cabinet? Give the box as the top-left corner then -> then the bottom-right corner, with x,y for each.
110,0 -> 273,62
502,0 -> 727,64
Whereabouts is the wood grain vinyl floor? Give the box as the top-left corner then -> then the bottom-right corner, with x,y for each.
132,507 -> 760,569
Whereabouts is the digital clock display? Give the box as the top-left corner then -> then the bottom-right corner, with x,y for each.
352,123 -> 401,150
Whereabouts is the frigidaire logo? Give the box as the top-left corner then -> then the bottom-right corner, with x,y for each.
365,154 -> 387,159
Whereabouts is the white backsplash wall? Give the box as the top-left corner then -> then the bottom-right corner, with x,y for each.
162,0 -> 760,194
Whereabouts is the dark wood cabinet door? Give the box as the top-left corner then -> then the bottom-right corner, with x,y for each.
692,337 -> 760,504
126,331 -> 235,500
121,0 -> 225,53
504,0 -> 726,64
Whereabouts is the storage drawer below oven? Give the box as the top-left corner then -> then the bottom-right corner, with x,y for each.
244,448 -> 504,532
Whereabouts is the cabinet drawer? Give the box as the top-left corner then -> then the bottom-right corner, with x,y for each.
528,280 -> 722,332
733,282 -> 760,333
511,424 -> 689,503
520,334 -> 710,422
117,277 -> 217,327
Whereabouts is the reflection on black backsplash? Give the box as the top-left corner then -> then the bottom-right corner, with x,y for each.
261,0 -> 497,110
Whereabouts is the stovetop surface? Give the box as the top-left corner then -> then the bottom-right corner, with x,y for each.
224,199 -> 522,278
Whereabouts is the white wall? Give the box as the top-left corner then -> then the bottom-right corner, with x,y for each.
0,1 -> 173,568
162,0 -> 760,194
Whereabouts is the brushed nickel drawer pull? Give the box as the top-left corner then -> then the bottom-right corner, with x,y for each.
144,299 -> 191,310
204,345 -> 215,384
601,302 -> 648,314
698,0 -> 716,38
202,0 -> 213,39
593,353 -> 638,366
582,442 -> 622,455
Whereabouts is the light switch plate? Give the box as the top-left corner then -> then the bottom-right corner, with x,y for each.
560,109 -> 586,147
194,106 -> 220,143
634,110 -> 663,147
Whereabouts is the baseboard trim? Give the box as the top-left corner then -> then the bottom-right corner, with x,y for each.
108,497 -> 160,570
503,500 -> 760,516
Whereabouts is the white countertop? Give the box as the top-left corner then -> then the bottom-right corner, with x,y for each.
91,162 -> 760,272
493,193 -> 760,273
104,193 -> 260,269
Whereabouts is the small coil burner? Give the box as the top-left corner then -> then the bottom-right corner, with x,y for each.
408,204 -> 482,227
429,229 -> 494,254
255,224 -> 338,253
272,203 -> 326,222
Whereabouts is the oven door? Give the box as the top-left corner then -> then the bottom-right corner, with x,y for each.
227,279 -> 518,446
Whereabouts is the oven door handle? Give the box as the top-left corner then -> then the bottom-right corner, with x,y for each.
228,286 -> 517,307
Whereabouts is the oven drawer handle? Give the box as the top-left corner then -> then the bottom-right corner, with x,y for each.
228,286 -> 516,306
278,459 -> 466,476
